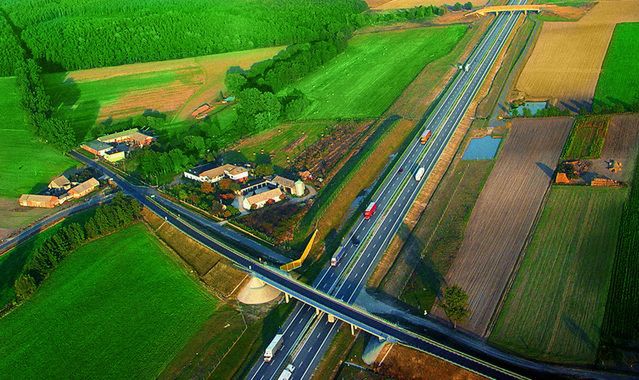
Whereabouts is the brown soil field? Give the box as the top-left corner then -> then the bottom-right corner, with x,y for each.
433,117 -> 573,336
590,114 -> 639,182
371,0 -> 488,9
515,0 -> 639,109
64,47 -> 280,122
375,344 -> 486,379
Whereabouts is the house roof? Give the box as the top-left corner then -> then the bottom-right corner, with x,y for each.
19,194 -> 58,204
199,164 -> 234,179
83,140 -> 112,152
226,166 -> 248,176
49,175 -> 70,188
68,178 -> 99,195
272,175 -> 296,189
97,128 -> 140,142
245,188 -> 283,206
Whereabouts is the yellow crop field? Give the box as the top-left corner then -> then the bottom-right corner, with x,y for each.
515,0 -> 639,107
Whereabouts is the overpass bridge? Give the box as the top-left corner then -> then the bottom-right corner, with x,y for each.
468,4 -> 549,16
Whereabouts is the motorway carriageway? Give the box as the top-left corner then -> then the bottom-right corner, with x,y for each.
70,152 -> 529,380
248,2 -> 529,380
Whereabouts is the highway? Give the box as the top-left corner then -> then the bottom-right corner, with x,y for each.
70,152 -> 532,380
247,2 -> 528,379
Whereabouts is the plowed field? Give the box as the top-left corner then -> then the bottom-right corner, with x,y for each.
435,117 -> 573,336
515,0 -> 639,108
45,47 -> 280,139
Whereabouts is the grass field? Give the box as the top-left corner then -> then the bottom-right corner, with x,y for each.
0,223 -> 217,378
562,116 -> 608,159
490,186 -> 626,364
0,77 -> 75,198
600,145 -> 639,349
0,209 -> 94,308
291,25 -> 467,119
394,160 -> 494,312
594,23 -> 639,108
44,47 -> 280,141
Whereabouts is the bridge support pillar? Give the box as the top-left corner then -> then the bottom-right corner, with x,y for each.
350,323 -> 358,336
315,307 -> 321,316
327,314 -> 335,323
284,293 -> 290,303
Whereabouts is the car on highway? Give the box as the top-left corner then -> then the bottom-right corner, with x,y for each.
398,167 -> 404,173
352,236 -> 360,245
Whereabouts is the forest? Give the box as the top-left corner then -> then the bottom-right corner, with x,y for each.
0,0 -> 367,71
0,14 -> 23,76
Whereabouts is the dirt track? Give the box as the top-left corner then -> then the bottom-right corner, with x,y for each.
434,117 -> 573,336
515,0 -> 639,108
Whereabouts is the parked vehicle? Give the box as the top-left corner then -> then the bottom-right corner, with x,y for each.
264,333 -> 284,362
415,167 -> 426,181
364,202 -> 377,219
420,130 -> 432,144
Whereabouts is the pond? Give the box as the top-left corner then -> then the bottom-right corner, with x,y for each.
512,101 -> 547,116
462,136 -> 502,160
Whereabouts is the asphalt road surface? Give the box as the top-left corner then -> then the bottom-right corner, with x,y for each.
247,3 -> 529,380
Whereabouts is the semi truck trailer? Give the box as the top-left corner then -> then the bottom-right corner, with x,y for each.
415,167 -> 425,181
264,333 -> 284,362
363,202 -> 377,219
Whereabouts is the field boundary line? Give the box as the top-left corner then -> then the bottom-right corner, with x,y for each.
484,118 -> 574,337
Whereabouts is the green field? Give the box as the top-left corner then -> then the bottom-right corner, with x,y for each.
0,77 -> 75,198
490,186 -> 626,364
600,148 -> 639,349
561,116 -> 608,160
393,159 -> 494,311
594,23 -> 639,108
0,223 -> 217,378
291,25 -> 467,120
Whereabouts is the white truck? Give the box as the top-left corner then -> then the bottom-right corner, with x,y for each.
415,167 -> 425,181
278,364 -> 295,380
264,333 -> 284,362
464,63 -> 470,72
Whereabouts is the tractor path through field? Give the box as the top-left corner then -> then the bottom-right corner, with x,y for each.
433,117 -> 573,336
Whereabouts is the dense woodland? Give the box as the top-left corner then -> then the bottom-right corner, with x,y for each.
0,15 -> 23,76
0,0 -> 367,71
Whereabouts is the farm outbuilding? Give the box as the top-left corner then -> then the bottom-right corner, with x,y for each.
67,178 -> 100,199
97,128 -> 155,147
272,175 -> 305,196
48,175 -> 71,190
18,194 -> 60,208
242,188 -> 285,210
184,163 -> 248,183
81,140 -> 113,156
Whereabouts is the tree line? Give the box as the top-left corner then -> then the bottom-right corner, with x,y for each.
1,0 -> 367,71
14,58 -> 75,150
350,5 -> 445,28
14,195 -> 142,302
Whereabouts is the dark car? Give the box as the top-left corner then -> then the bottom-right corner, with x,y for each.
352,236 -> 360,245
398,167 -> 404,173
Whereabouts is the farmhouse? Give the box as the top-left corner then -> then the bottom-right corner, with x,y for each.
67,178 -> 100,199
272,175 -> 305,196
97,128 -> 155,147
48,175 -> 71,191
184,163 -> 249,183
81,140 -> 113,156
191,104 -> 212,119
18,194 -> 60,208
242,188 -> 285,210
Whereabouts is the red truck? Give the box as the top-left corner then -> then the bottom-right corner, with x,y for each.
364,202 -> 377,219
